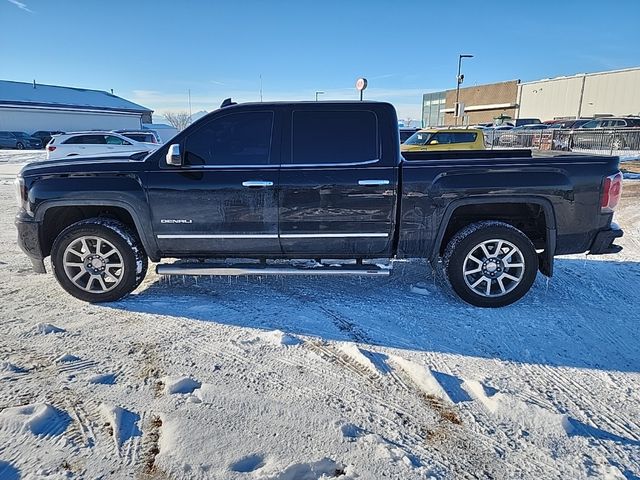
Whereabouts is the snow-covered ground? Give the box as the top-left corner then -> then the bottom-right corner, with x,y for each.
0,173 -> 639,479
0,150 -> 46,165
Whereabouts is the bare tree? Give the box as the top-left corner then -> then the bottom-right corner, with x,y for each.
163,111 -> 191,131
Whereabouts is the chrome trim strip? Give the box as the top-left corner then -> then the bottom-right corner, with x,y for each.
156,233 -> 389,239
281,159 -> 380,168
358,179 -> 390,186
280,233 -> 388,238
165,159 -> 382,170
157,234 -> 278,239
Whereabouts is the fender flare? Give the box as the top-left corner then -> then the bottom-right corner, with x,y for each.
431,195 -> 557,276
34,199 -> 160,262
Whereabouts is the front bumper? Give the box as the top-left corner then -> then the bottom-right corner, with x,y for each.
15,211 -> 46,273
589,223 -> 623,255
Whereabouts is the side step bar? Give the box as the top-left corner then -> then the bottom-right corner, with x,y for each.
156,263 -> 391,277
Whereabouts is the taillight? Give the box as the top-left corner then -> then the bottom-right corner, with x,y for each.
47,146 -> 56,151
601,172 -> 623,212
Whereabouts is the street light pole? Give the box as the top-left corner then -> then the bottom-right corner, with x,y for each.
454,54 -> 473,126
315,91 -> 325,101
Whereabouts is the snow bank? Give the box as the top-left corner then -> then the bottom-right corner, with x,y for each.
464,379 -> 571,436
0,362 -> 28,375
337,343 -> 380,374
163,376 -> 201,395
0,403 -> 69,437
86,373 -> 117,385
257,329 -> 301,346
55,353 -> 80,363
32,323 -> 65,335
98,404 -> 141,448
390,356 -> 450,401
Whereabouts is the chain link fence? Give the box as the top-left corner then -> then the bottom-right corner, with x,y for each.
485,128 -> 640,157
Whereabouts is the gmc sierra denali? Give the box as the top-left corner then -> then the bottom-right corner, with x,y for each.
15,101 -> 624,307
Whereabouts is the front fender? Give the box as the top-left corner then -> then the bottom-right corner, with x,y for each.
28,174 -> 159,261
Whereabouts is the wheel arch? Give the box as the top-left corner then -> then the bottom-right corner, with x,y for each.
432,196 -> 557,276
36,200 -> 159,262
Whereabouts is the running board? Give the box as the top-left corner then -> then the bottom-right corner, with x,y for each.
156,263 -> 391,277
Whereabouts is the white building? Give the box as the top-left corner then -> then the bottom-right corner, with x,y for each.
0,80 -> 152,133
516,67 -> 640,121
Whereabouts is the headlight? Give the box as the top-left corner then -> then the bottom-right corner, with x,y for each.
14,175 -> 27,209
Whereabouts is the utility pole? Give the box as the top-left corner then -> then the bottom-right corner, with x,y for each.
315,91 -> 325,101
454,54 -> 473,125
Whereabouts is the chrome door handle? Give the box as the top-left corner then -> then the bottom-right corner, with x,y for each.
358,179 -> 390,186
242,180 -> 273,187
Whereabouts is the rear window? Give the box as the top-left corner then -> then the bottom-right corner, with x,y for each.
431,132 -> 477,144
292,110 -> 378,164
123,133 -> 154,143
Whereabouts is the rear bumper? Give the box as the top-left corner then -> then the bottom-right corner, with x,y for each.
15,211 -> 46,273
589,223 -> 623,255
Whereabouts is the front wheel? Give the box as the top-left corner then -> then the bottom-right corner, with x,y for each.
443,221 -> 538,307
51,218 -> 148,303
16,142 -> 24,150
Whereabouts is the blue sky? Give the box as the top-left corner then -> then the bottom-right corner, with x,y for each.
2,0 -> 639,121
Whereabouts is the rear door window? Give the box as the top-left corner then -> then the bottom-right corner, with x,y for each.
292,110 -> 378,164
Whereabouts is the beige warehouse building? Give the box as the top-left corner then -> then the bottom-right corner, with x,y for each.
516,67 -> 640,121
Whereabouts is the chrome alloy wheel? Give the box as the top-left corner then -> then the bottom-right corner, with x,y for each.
62,236 -> 125,293
462,238 -> 525,298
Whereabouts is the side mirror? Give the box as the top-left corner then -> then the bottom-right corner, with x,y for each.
166,144 -> 182,166
429,139 -> 439,145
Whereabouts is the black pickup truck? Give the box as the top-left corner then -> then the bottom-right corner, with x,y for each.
15,101 -> 624,307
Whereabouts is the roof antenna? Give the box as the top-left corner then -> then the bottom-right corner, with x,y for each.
220,98 -> 237,108
33,79 -> 36,89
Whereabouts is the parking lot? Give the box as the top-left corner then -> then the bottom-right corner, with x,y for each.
1,164 -> 639,478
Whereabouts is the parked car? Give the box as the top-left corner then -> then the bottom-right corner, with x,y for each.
498,124 -> 549,147
543,119 -> 591,129
399,128 -> 419,144
46,132 -> 160,159
512,118 -> 542,127
32,131 -> 65,148
577,117 -> 640,129
401,128 -> 485,151
114,129 -> 162,144
0,131 -> 42,150
483,125 -> 514,146
572,117 -> 640,150
15,101 -> 623,308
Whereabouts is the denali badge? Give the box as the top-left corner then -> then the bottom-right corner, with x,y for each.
161,219 -> 193,224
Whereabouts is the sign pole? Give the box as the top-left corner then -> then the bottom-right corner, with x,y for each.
355,77 -> 368,101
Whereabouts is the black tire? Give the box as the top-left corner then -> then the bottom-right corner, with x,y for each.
16,142 -> 24,150
51,218 -> 148,303
443,221 -> 538,308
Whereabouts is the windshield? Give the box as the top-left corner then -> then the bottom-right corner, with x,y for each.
404,131 -> 433,145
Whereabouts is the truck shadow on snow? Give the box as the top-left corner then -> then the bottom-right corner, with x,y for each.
110,257 -> 640,373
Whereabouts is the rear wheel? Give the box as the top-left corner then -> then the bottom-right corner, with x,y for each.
16,142 -> 24,150
51,218 -> 147,303
443,221 -> 538,307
